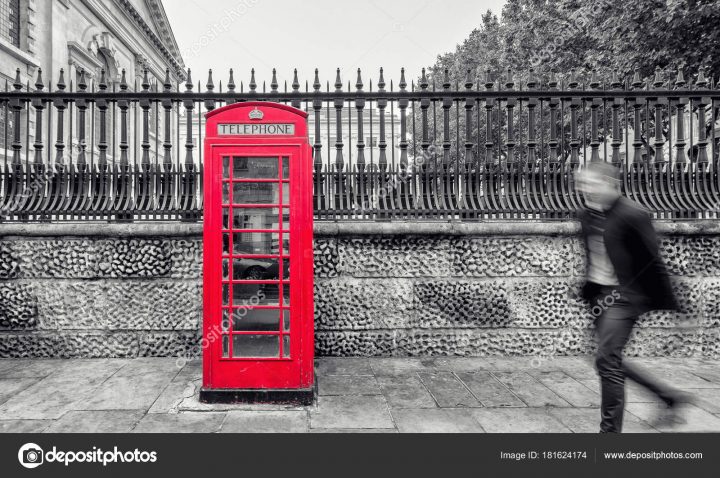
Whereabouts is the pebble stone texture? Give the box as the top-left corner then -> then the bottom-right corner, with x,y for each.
0,230 -> 718,358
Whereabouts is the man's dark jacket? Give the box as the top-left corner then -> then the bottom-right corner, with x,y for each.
578,196 -> 679,314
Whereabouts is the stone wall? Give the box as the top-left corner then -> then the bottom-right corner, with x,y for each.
0,222 -> 718,358
0,224 -> 202,358
315,223 -> 720,359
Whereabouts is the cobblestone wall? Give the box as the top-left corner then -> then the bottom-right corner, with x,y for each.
315,231 -> 719,359
0,223 -> 717,358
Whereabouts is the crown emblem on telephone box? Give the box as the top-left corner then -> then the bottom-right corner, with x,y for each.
249,107 -> 264,120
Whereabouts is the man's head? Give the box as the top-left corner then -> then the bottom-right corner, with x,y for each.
577,162 -> 622,209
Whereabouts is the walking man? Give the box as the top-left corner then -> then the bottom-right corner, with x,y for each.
577,161 -> 688,433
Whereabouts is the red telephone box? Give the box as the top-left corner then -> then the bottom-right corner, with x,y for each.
201,102 -> 314,404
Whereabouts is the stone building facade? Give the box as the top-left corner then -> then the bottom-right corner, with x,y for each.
0,0 -> 185,153
0,222 -> 717,359
0,0 -> 184,87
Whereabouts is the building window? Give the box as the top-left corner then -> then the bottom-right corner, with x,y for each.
0,0 -> 20,47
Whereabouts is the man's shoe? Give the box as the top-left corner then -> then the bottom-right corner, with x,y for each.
651,392 -> 693,428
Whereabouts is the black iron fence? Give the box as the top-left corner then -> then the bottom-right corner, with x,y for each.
1,66 -> 720,222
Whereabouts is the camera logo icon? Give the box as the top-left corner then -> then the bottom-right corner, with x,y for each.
18,443 -> 44,469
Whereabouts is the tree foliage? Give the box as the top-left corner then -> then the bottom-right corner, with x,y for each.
428,0 -> 720,86
408,1 -> 720,169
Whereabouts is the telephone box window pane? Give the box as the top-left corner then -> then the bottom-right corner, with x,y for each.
282,284 -> 290,306
222,233 -> 230,254
222,310 -> 230,331
233,157 -> 279,179
233,183 -> 282,205
222,335 -> 229,357
232,308 -> 280,331
233,258 -> 284,281
232,335 -> 279,358
282,236 -> 290,255
282,157 -> 290,178
232,232 -> 283,255
222,259 -> 229,280
222,284 -> 229,305
222,182 -> 230,203
233,208 -> 281,230
283,336 -> 290,358
283,309 -> 290,331
233,283 -> 280,306
222,157 -> 230,178
281,183 -> 289,205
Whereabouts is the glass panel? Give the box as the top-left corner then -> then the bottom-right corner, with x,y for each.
233,258 -> 283,281
222,182 -> 230,203
232,335 -> 279,358
232,308 -> 280,331
282,284 -> 290,306
222,284 -> 229,306
222,309 -> 230,331
282,208 -> 289,225
282,157 -> 290,178
222,259 -> 229,280
233,182 -> 282,204
283,336 -> 290,358
283,309 -> 290,331
232,232 -> 285,255
222,157 -> 230,178
222,233 -> 230,254
232,283 -> 280,306
232,208 -> 281,230
282,235 -> 290,255
222,335 -> 229,357
281,183 -> 290,205
222,208 -> 229,230
234,156 -> 279,179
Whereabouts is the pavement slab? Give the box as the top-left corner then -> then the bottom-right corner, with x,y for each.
310,395 -> 394,429
470,408 -> 571,433
0,378 -> 42,406
375,374 -> 437,409
318,374 -> 380,396
0,359 -> 75,379
532,371 -> 601,407
684,388 -> 720,414
315,358 -> 373,376
132,412 -> 227,433
76,371 -> 179,411
546,407 -> 658,433
456,372 -> 526,407
417,372 -> 480,408
220,411 -> 308,433
0,369 -> 119,420
391,408 -> 485,433
624,402 -> 720,433
148,379 -> 199,414
45,410 -> 146,433
491,372 -> 572,407
370,358 -> 437,376
0,419 -> 53,433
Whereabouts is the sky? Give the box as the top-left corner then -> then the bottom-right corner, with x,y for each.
164,0 -> 507,90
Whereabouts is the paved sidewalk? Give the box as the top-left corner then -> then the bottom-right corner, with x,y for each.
1,357 -> 719,433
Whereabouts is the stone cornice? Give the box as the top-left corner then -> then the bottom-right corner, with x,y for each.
1,221 -> 719,238
111,0 -> 186,79
67,41 -> 104,74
